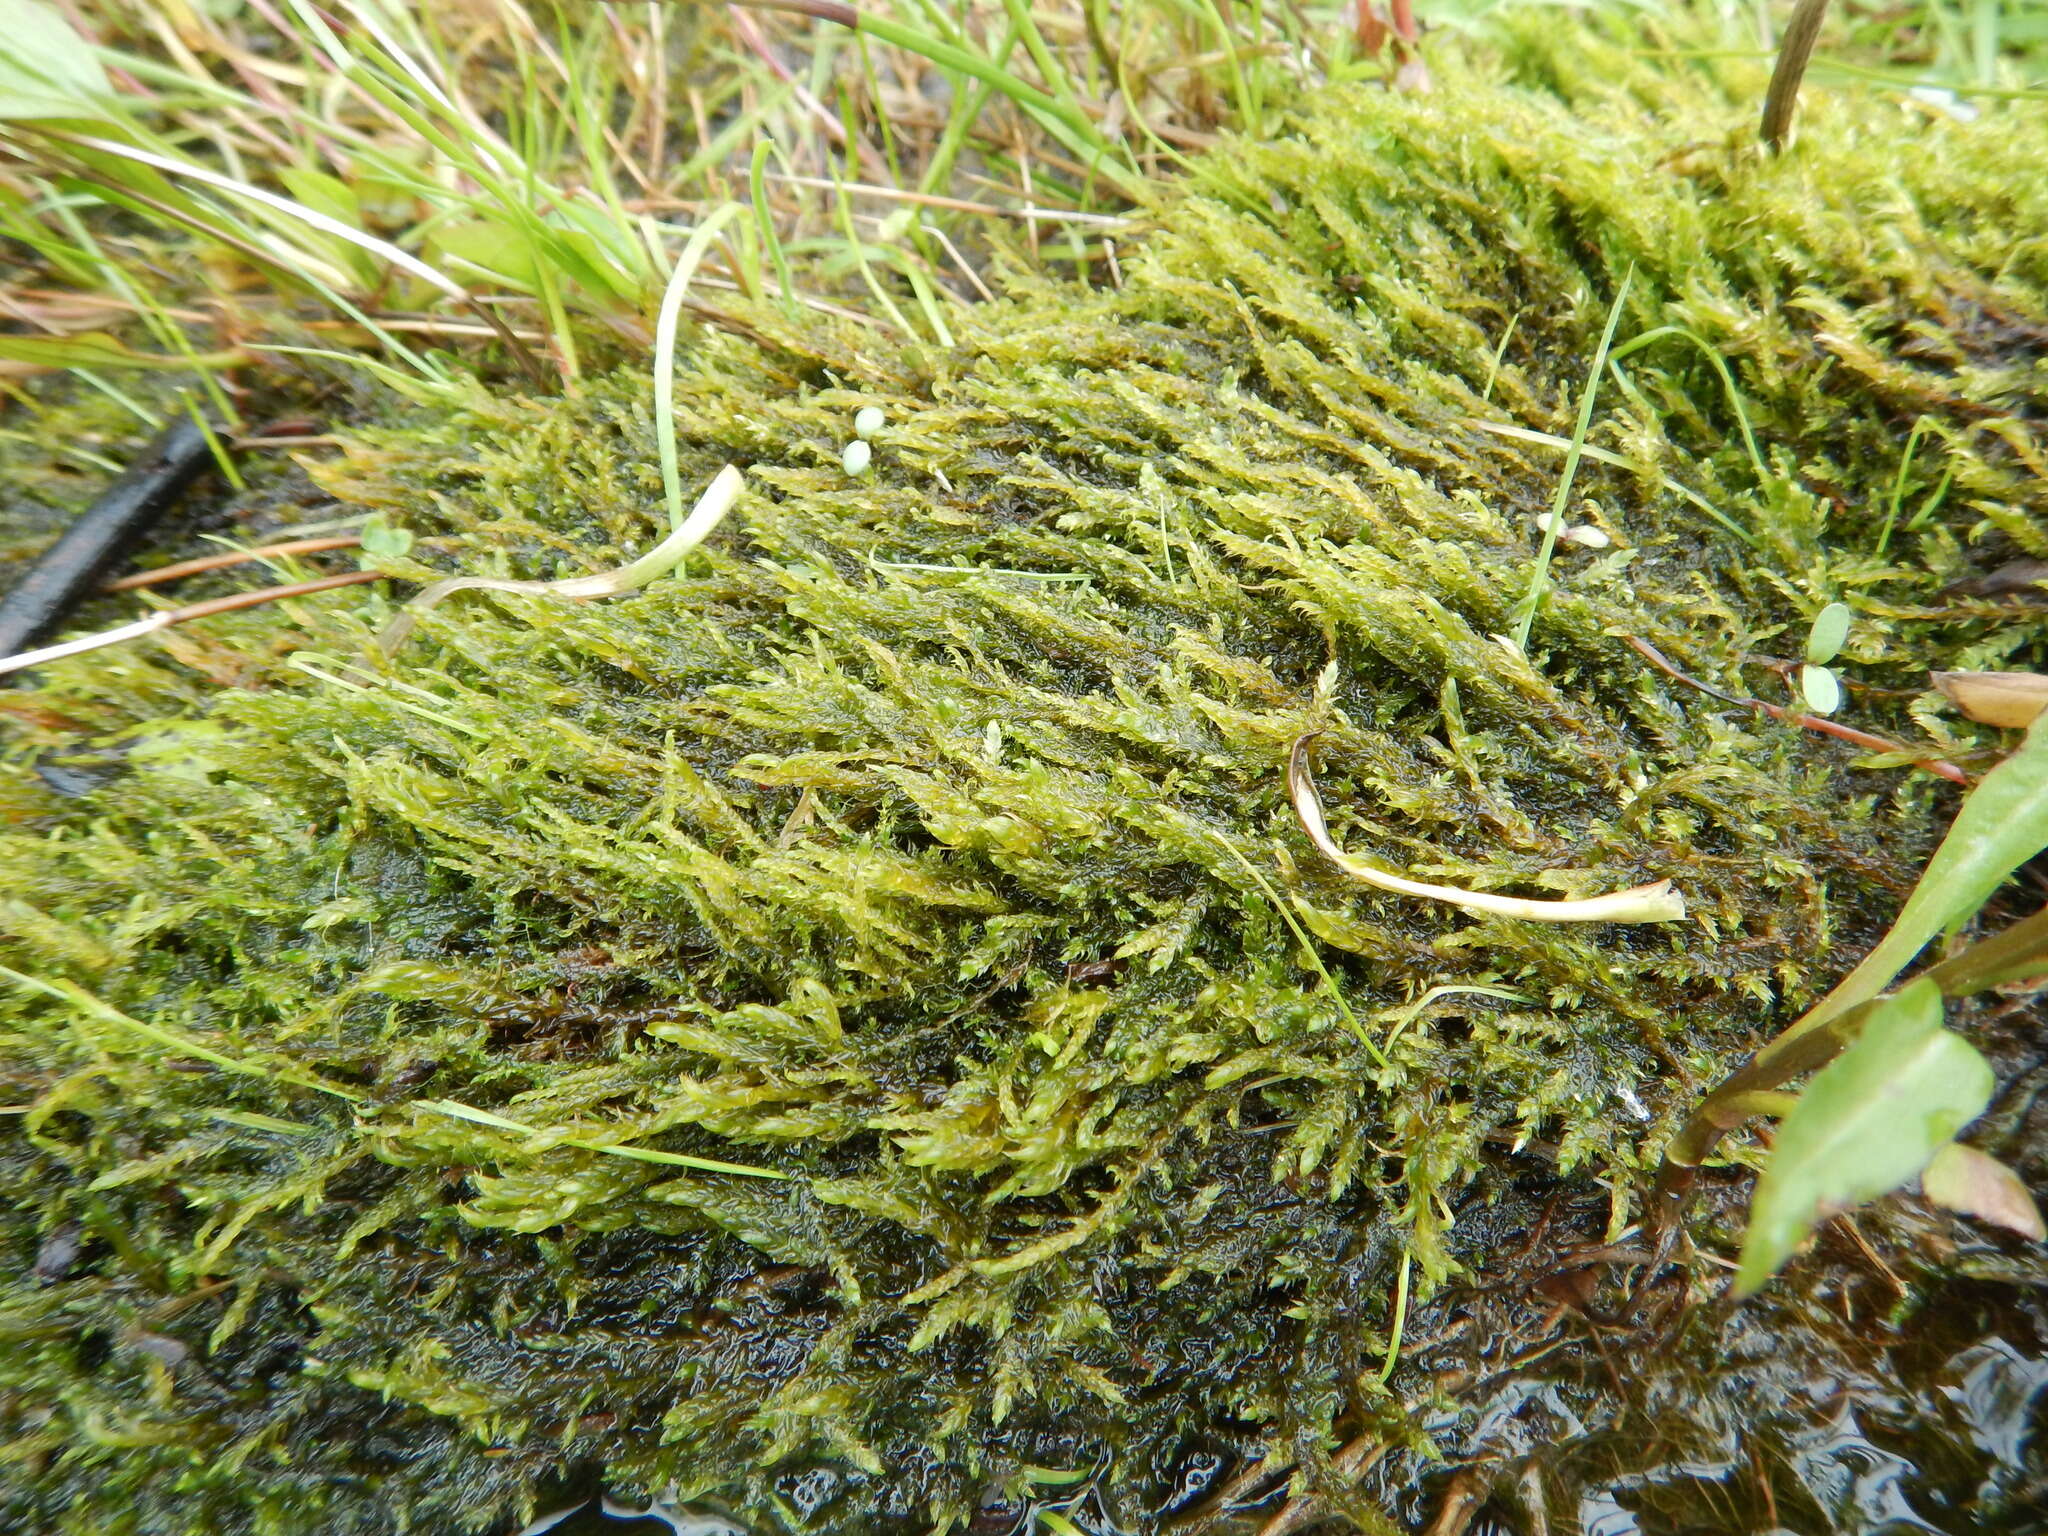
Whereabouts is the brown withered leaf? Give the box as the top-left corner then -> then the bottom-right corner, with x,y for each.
1943,560 -> 2048,599
1932,670 -> 2048,729
1922,1142 -> 2047,1241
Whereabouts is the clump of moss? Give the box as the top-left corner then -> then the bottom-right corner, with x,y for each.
4,18 -> 2047,1535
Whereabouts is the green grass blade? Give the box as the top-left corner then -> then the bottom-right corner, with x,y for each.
1511,265 -> 1635,649
655,205 -> 745,528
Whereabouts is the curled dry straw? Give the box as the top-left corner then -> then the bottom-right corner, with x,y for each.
1287,734 -> 1687,924
375,464 -> 745,656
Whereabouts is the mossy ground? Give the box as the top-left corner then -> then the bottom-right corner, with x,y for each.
4,19 -> 2048,1535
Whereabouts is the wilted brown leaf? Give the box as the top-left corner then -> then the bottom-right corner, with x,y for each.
1932,671 -> 2048,729
1922,1142 -> 2047,1241
1943,561 -> 2048,599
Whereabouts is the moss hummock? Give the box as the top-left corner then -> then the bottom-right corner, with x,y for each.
4,20 -> 2047,1534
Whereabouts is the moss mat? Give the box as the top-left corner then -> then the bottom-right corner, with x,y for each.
4,18 -> 2047,1534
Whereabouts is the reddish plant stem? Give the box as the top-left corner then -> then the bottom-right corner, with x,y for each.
106,536 -> 364,592
1626,635 -> 1968,786
168,569 -> 387,622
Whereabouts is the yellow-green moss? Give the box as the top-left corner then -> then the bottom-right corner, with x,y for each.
4,20 -> 2047,1535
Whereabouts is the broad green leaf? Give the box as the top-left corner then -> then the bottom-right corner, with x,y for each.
271,168 -> 377,285
1805,601 -> 1852,665
0,330 -> 245,371
1736,979 -> 1993,1294
0,0 -> 111,119
430,220 -> 540,291
276,167 -> 361,228
551,223 -> 640,302
1797,711 -> 2048,1035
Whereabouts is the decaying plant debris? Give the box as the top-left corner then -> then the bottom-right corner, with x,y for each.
4,18 -> 2048,1536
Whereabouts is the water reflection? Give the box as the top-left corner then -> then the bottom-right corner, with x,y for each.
1945,1339 -> 2048,1471
1788,1406 -> 1948,1534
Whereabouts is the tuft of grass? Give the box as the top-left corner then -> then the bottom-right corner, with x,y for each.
0,0 -> 1348,407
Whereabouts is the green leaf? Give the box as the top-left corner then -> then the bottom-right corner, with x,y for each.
1923,903 -> 2048,994
0,0 -> 111,119
430,219 -> 540,290
1798,712 -> 2048,1035
276,166 -> 361,228
1735,979 -> 1993,1294
1799,663 -> 1840,715
550,224 -> 639,302
357,517 -> 413,560
0,330 -> 245,372
417,1098 -> 786,1180
1805,601 -> 1852,665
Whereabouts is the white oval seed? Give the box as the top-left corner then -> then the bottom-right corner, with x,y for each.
853,405 -> 885,440
842,439 -> 872,475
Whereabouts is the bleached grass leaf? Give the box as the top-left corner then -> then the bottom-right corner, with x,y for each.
1735,979 -> 1993,1294
1287,735 -> 1686,924
1922,1143 -> 2047,1241
376,464 -> 744,655
1933,671 -> 2048,730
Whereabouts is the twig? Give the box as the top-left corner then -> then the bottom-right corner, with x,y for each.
105,536 -> 363,591
0,571 -> 386,679
0,420 -> 215,658
1760,0 -> 1833,151
1423,1474 -> 1485,1536
1625,635 -> 1967,785
1830,1212 -> 1907,1298
304,317 -> 548,341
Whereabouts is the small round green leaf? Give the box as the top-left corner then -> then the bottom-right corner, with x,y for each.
358,518 -> 413,559
1800,663 -> 1841,715
1805,601 -> 1852,665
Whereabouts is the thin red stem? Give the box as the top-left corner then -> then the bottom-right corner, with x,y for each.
1626,636 -> 1968,786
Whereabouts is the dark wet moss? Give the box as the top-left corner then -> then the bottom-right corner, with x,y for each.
4,18 -> 2047,1534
